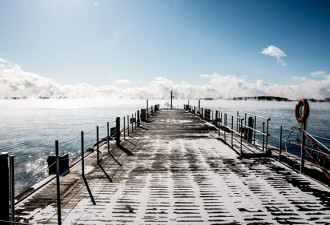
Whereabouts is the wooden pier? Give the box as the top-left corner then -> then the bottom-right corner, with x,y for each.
15,109 -> 330,224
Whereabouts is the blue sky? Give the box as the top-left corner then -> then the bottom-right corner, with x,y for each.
0,0 -> 329,99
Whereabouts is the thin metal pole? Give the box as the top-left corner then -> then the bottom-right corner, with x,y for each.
231,115 -> 234,148
254,116 -> 257,144
135,112 -> 137,129
55,140 -> 62,225
300,129 -> 306,173
116,117 -> 120,146
224,113 -> 227,142
237,111 -> 239,132
279,126 -> 282,161
132,114 -> 134,133
244,113 -> 247,127
146,100 -> 149,118
10,155 -> 14,224
127,115 -> 129,136
81,132 -> 84,176
97,126 -> 99,164
262,122 -> 265,152
240,119 -> 243,156
171,91 -> 173,109
107,122 -> 110,154
123,116 -> 126,139
266,119 -> 269,152
198,100 -> 200,112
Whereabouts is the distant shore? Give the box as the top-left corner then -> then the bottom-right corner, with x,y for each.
1,95 -> 330,103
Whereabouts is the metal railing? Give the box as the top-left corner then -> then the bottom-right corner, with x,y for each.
185,103 -> 330,183
185,105 -> 270,157
0,102 -> 160,225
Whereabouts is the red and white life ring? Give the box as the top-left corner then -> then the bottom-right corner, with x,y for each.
295,99 -> 310,123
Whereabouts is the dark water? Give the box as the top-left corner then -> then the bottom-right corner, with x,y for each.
0,98 -> 329,195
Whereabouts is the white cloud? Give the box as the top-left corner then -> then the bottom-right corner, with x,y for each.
261,45 -> 287,66
200,74 -> 210,79
292,76 -> 307,81
311,70 -> 327,78
114,79 -> 131,85
0,58 -> 329,100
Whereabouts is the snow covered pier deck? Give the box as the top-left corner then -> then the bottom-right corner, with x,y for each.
16,109 -> 330,224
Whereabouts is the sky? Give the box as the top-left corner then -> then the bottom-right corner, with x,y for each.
0,0 -> 330,99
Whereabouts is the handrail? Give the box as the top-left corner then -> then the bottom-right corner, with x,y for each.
297,135 -> 330,181
241,111 -> 271,121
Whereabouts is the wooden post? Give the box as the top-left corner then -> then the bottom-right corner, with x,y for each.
55,141 -> 62,225
0,152 -> 9,222
198,99 -> 200,112
135,113 -> 137,129
116,117 -> 120,146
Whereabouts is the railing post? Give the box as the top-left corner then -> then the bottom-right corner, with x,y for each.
266,119 -> 270,152
237,111 -> 239,132
300,129 -> 306,173
224,113 -> 227,142
81,132 -> 84,176
137,110 -> 140,127
279,126 -> 282,161
220,112 -> 223,136
146,100 -> 149,119
135,112 -> 137,129
262,122 -> 265,152
254,116 -> 257,144
0,152 -> 9,223
10,155 -> 15,224
96,126 -> 99,164
55,140 -> 62,225
231,115 -> 234,148
123,117 -> 126,139
127,115 -> 129,136
107,122 -> 110,154
171,91 -> 173,109
116,117 -> 120,147
240,119 -> 243,156
132,114 -> 134,133
198,99 -> 200,113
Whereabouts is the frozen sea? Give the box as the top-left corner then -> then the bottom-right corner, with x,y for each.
0,98 -> 329,195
